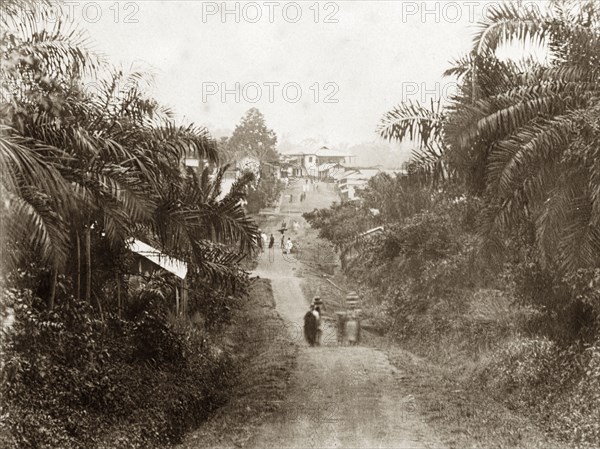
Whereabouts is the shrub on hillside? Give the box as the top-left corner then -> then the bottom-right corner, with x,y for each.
0,287 -> 235,449
245,176 -> 284,214
512,261 -> 598,342
304,202 -> 375,251
479,336 -> 562,408
555,342 -> 600,444
478,336 -> 600,446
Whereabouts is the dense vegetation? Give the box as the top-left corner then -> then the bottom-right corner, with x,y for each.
245,174 -> 285,214
306,1 -> 600,445
219,108 -> 284,214
0,1 -> 260,447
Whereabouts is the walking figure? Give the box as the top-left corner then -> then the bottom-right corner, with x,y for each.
314,305 -> 322,346
268,233 -> 275,263
304,305 -> 319,347
285,237 -> 293,254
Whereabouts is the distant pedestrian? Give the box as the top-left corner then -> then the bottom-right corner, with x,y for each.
269,234 -> 275,249
257,229 -> 263,253
304,305 -> 318,347
280,233 -> 285,249
285,237 -> 293,254
313,305 -> 322,346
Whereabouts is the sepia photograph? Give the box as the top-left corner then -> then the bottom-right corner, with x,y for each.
1,1 -> 600,448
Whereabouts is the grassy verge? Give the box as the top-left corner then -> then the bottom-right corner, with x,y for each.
363,333 -> 562,449
294,219 -> 566,449
177,278 -> 297,449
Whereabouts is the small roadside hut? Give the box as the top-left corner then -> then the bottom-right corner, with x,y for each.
126,239 -> 189,315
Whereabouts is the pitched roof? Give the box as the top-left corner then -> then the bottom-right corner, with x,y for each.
314,146 -> 353,158
340,169 -> 381,180
126,239 -> 188,279
281,146 -> 353,158
318,162 -> 343,171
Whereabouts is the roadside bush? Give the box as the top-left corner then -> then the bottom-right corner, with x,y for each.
0,286 -> 236,449
477,336 -> 600,446
307,176 -> 600,447
512,261 -> 598,342
245,175 -> 284,214
555,342 -> 600,444
304,202 -> 375,251
479,336 -> 562,408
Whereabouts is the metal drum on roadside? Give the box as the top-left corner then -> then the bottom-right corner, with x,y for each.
345,317 -> 359,345
335,311 -> 347,345
344,292 -> 361,346
346,291 -> 359,309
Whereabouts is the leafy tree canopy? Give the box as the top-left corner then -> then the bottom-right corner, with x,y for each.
225,108 -> 279,163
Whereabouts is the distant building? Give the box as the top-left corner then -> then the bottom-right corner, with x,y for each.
259,160 -> 282,180
185,149 -> 286,203
282,146 -> 355,178
126,239 -> 189,315
318,162 -> 344,180
217,155 -> 285,200
339,168 -> 382,201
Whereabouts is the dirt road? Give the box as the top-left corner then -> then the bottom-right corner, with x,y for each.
248,183 -> 443,449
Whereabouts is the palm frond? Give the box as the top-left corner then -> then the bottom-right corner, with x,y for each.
377,100 -> 444,148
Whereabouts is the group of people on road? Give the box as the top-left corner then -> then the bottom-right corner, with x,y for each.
257,226 -> 294,257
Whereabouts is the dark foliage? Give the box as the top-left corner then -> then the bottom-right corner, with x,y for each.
0,287 -> 235,449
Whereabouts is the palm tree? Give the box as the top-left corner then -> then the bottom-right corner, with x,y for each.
377,99 -> 448,185
1,0 -> 105,306
379,0 -> 600,273
444,0 -> 600,271
1,1 -> 259,309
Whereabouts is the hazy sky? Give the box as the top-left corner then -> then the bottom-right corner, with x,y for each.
79,1 -> 495,152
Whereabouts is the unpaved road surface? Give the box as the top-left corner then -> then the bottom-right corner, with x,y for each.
249,184 -> 443,449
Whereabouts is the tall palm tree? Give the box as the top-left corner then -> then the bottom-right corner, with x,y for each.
377,100 -> 448,185
445,0 -> 600,271
379,0 -> 600,273
1,1 -> 259,308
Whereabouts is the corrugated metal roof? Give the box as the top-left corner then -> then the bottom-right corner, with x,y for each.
126,239 -> 188,279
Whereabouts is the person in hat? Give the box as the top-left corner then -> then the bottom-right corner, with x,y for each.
311,296 -> 324,310
309,296 -> 323,345
312,305 -> 322,346
304,305 -> 318,347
